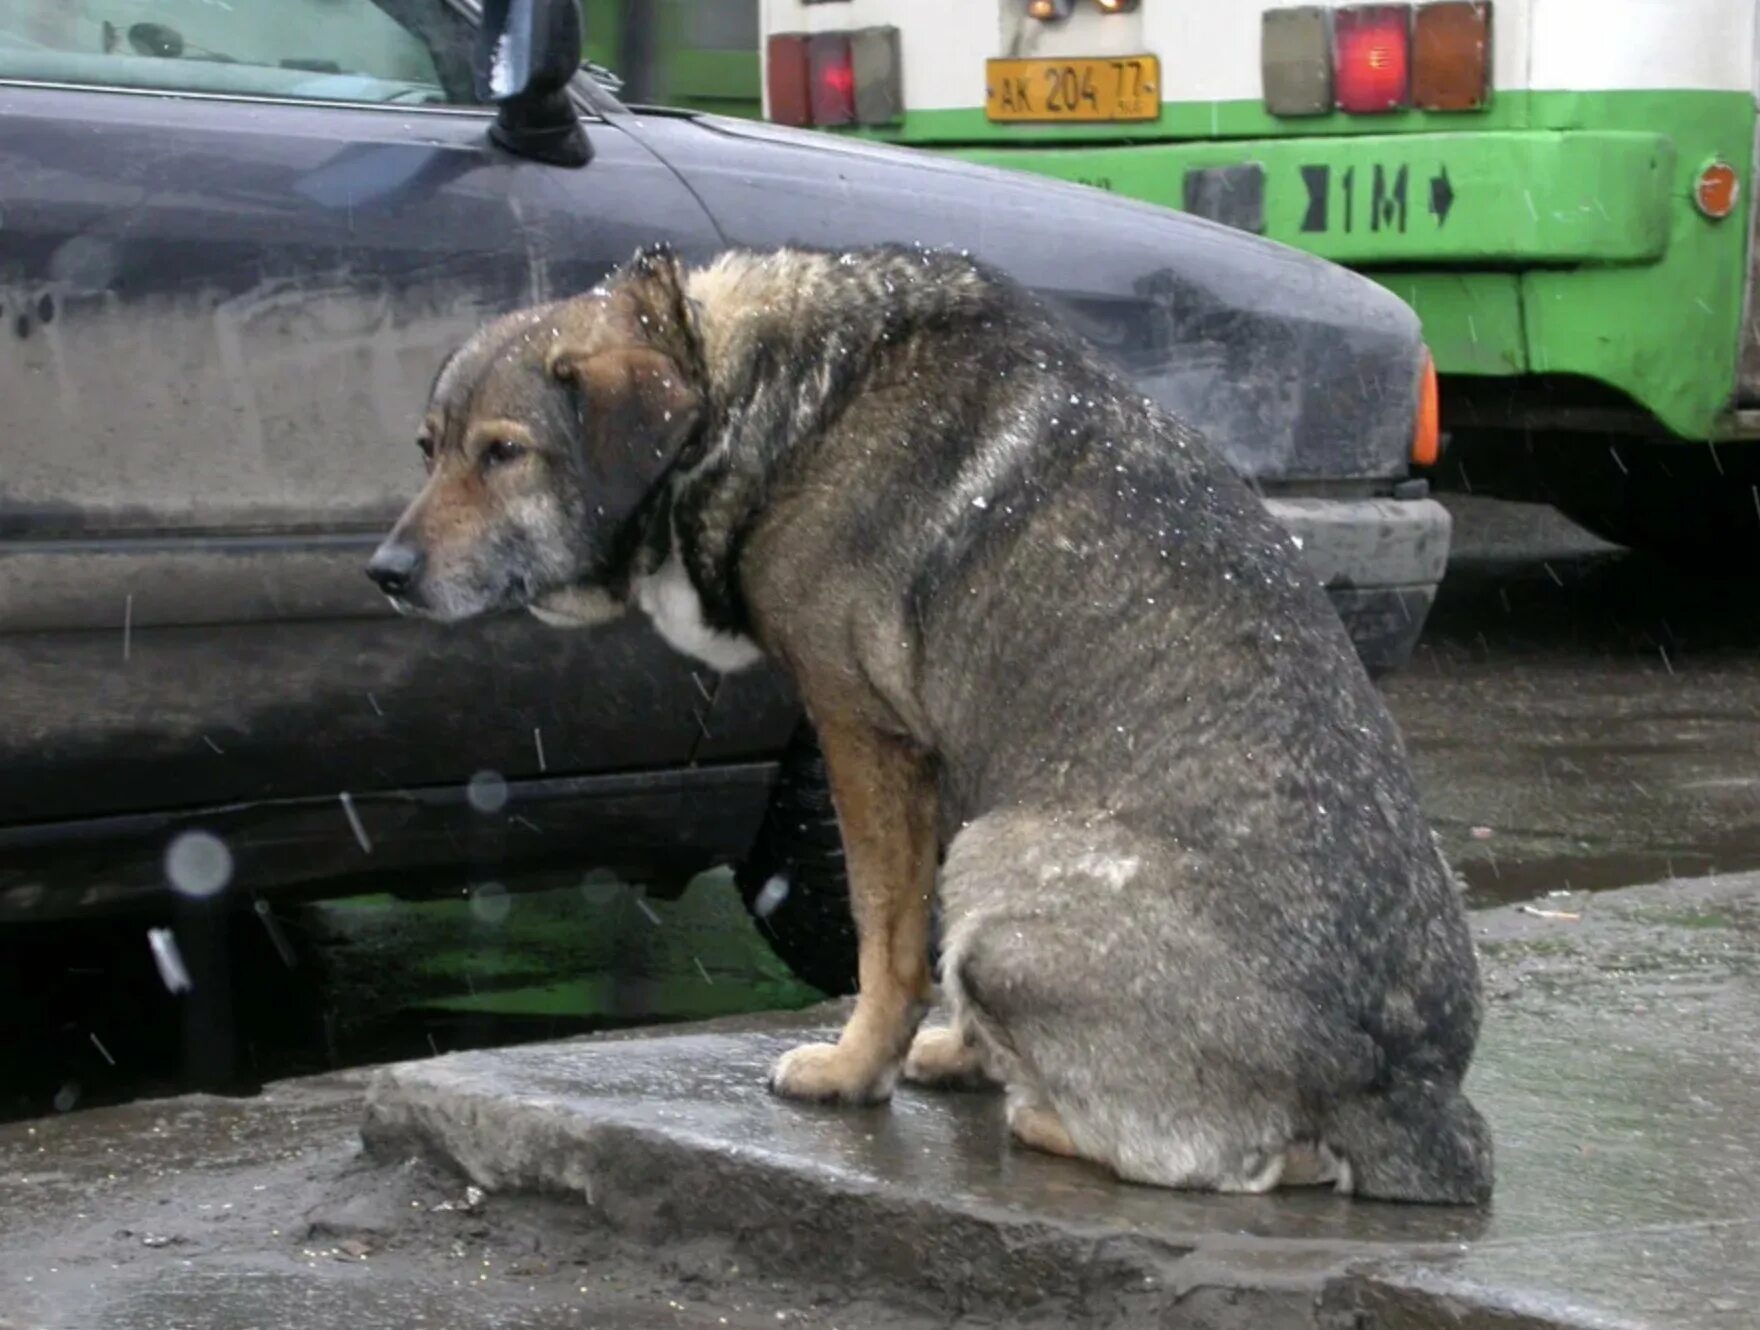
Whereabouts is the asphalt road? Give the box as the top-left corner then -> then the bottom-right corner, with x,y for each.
0,1070 -> 935,1330
1394,496 -> 1760,902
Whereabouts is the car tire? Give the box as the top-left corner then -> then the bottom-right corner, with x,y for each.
734,723 -> 860,997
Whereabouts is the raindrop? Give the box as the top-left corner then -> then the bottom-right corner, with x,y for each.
467,770 -> 509,815
147,928 -> 192,994
469,881 -> 512,926
339,791 -> 373,854
579,868 -> 623,906
753,874 -> 790,918
255,899 -> 298,968
164,830 -> 232,899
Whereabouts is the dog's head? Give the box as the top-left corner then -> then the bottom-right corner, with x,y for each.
366,246 -> 703,624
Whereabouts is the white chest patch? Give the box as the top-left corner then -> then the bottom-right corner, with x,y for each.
632,549 -> 764,674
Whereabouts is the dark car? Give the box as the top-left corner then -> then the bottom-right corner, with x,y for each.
0,0 -> 1447,993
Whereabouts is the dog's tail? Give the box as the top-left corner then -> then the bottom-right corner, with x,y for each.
1326,1079 -> 1494,1205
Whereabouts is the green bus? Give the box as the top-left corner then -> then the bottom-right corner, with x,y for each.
757,0 -> 1760,564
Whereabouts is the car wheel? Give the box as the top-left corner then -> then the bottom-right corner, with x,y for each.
733,723 -> 860,996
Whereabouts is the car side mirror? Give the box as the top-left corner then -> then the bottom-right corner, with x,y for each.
474,0 -> 592,168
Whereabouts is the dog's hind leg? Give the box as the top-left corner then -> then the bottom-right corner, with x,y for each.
1325,1080 -> 1493,1204
769,717 -> 938,1105
902,1024 -> 996,1091
1007,1092 -> 1079,1158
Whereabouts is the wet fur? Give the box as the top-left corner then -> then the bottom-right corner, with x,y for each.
376,244 -> 1493,1205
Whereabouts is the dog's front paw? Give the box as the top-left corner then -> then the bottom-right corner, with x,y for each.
768,1041 -> 897,1105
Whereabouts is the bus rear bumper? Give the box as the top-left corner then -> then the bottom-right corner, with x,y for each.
951,131 -> 1674,267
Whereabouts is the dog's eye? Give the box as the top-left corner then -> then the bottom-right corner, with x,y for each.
482,439 -> 525,470
416,436 -> 435,463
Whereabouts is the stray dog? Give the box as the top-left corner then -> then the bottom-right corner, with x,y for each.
367,244 -> 1493,1204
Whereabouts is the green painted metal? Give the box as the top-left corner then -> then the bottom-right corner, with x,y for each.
953,132 -> 1674,266
848,90 -> 1754,441
1371,273 -> 1526,378
580,0 -> 762,119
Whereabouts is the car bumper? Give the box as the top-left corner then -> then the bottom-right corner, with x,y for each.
1264,494 -> 1451,674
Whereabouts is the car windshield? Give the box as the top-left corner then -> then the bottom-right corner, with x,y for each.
0,0 -> 468,103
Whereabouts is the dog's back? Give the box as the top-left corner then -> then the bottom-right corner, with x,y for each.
715,246 -> 1490,1202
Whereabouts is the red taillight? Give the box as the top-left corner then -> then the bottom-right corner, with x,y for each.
767,25 -> 903,129
1334,6 -> 1411,114
808,33 -> 856,127
766,33 -> 811,128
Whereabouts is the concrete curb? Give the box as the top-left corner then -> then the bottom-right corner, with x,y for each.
362,873 -> 1760,1330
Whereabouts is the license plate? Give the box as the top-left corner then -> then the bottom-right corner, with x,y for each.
985,55 -> 1160,123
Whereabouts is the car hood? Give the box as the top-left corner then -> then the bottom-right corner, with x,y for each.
623,110 -> 1424,484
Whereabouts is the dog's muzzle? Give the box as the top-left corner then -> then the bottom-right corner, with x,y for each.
365,541 -> 424,601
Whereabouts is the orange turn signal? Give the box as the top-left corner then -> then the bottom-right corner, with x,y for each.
1412,349 -> 1440,467
1413,1 -> 1491,111
1694,160 -> 1740,220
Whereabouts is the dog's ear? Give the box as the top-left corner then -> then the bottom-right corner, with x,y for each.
546,343 -> 702,523
616,244 -> 704,372
628,243 -> 683,286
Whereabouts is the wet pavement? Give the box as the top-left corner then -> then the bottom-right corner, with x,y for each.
0,1067 -> 929,1330
1393,497 -> 1760,904
7,871 -> 1751,1329
361,871 -> 1760,1329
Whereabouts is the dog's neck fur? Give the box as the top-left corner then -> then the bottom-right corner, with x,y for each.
624,247 -> 1002,671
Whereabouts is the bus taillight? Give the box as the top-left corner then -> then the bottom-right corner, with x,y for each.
766,33 -> 812,128
1413,2 -> 1491,111
809,34 -> 856,127
766,26 -> 902,128
1334,6 -> 1411,114
1262,3 -> 1491,119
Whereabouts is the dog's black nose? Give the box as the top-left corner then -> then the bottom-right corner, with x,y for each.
366,542 -> 423,597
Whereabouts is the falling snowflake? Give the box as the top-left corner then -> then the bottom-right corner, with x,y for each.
753,874 -> 790,919
466,770 -> 510,815
164,830 -> 232,899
